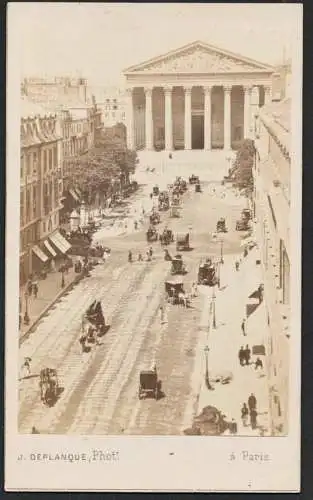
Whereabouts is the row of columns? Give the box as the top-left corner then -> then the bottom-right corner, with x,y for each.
127,84 -> 271,151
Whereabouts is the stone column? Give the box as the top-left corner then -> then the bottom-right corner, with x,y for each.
243,85 -> 252,139
223,85 -> 232,150
126,88 -> 134,150
184,86 -> 192,150
164,86 -> 173,151
264,85 -> 272,106
144,87 -> 153,150
204,86 -> 212,150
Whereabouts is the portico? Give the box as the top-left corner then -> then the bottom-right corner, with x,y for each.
124,41 -> 274,151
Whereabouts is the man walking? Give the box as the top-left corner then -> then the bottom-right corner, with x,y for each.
248,393 -> 257,412
241,318 -> 246,336
238,346 -> 245,366
244,344 -> 251,365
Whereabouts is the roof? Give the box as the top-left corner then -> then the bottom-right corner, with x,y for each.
21,97 -> 53,119
124,40 -> 274,75
260,98 -> 291,156
262,98 -> 291,133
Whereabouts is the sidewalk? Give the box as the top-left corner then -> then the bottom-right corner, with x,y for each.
19,266 -> 79,341
196,247 -> 271,436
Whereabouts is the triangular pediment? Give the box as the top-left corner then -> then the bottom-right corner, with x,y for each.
124,41 -> 274,75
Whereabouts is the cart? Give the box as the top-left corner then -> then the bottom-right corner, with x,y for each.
198,260 -> 219,286
217,217 -> 227,233
171,255 -> 187,275
176,233 -> 190,251
195,183 -> 202,193
138,367 -> 161,400
146,226 -> 158,242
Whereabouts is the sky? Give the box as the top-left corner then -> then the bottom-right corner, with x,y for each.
9,3 -> 301,87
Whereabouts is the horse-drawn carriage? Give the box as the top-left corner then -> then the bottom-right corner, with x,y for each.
152,185 -> 160,196
170,206 -> 180,218
39,368 -> 59,406
146,226 -> 158,242
216,217 -> 227,233
80,300 -> 107,352
236,209 -> 252,231
158,191 -> 170,211
165,279 -> 190,306
171,255 -> 187,275
176,233 -> 190,251
150,211 -> 161,225
159,228 -> 174,245
195,182 -> 202,193
189,174 -> 200,184
138,365 -> 161,400
198,259 -> 219,286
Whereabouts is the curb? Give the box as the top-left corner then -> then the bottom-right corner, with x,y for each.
19,273 -> 85,347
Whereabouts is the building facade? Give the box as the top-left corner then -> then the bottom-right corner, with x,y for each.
21,77 -> 88,106
253,96 -> 291,435
20,99 -> 64,284
123,41 -> 274,151
59,100 -> 102,203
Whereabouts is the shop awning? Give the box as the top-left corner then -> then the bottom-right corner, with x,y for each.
32,245 -> 49,263
69,189 -> 80,202
49,231 -> 71,254
44,239 -> 57,257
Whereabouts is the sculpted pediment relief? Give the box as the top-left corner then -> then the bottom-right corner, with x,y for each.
125,42 -> 273,75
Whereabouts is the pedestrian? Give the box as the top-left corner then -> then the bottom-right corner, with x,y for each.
22,357 -> 32,377
134,220 -> 138,230
138,252 -> 143,262
235,260 -> 240,271
159,306 -> 165,324
128,250 -> 132,263
244,344 -> 251,365
243,247 -> 248,258
241,318 -> 246,336
241,403 -> 249,426
229,418 -> 238,434
149,246 -> 153,258
250,408 -> 258,429
19,314 -> 22,330
248,393 -> 257,412
258,284 -> 264,304
27,279 -> 33,296
31,426 -> 40,434
33,282 -> 38,298
255,357 -> 263,370
191,282 -> 196,298
238,346 -> 245,366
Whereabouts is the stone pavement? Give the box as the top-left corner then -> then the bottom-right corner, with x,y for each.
196,246 -> 271,436
19,266 -> 78,339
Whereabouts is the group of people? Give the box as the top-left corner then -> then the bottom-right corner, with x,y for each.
26,278 -> 39,298
241,393 -> 258,430
238,345 -> 251,366
128,247 -> 153,263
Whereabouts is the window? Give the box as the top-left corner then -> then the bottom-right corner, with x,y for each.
44,150 -> 47,172
54,178 -> 58,207
54,145 -> 58,167
33,152 -> 38,175
26,153 -> 31,176
20,156 -> 24,179
121,112 -> 125,120
20,189 -> 24,226
33,186 -> 37,218
26,188 -> 31,223
49,149 -> 52,170
113,105 -> 118,110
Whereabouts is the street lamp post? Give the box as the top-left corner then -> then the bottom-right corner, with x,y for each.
220,237 -> 224,264
204,345 -> 213,390
24,290 -> 30,325
61,267 -> 65,288
212,286 -> 216,329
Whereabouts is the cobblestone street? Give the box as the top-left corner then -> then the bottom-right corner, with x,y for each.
18,161 -> 270,436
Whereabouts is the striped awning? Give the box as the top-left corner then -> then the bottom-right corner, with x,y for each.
44,239 -> 57,257
49,231 -> 71,254
69,189 -> 80,202
32,245 -> 49,263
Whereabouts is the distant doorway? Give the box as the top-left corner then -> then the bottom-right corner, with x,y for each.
191,115 -> 204,150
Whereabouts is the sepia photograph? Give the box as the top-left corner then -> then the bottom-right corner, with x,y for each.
6,2 -> 302,492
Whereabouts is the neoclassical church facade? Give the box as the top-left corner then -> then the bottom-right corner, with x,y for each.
123,41 -> 274,151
